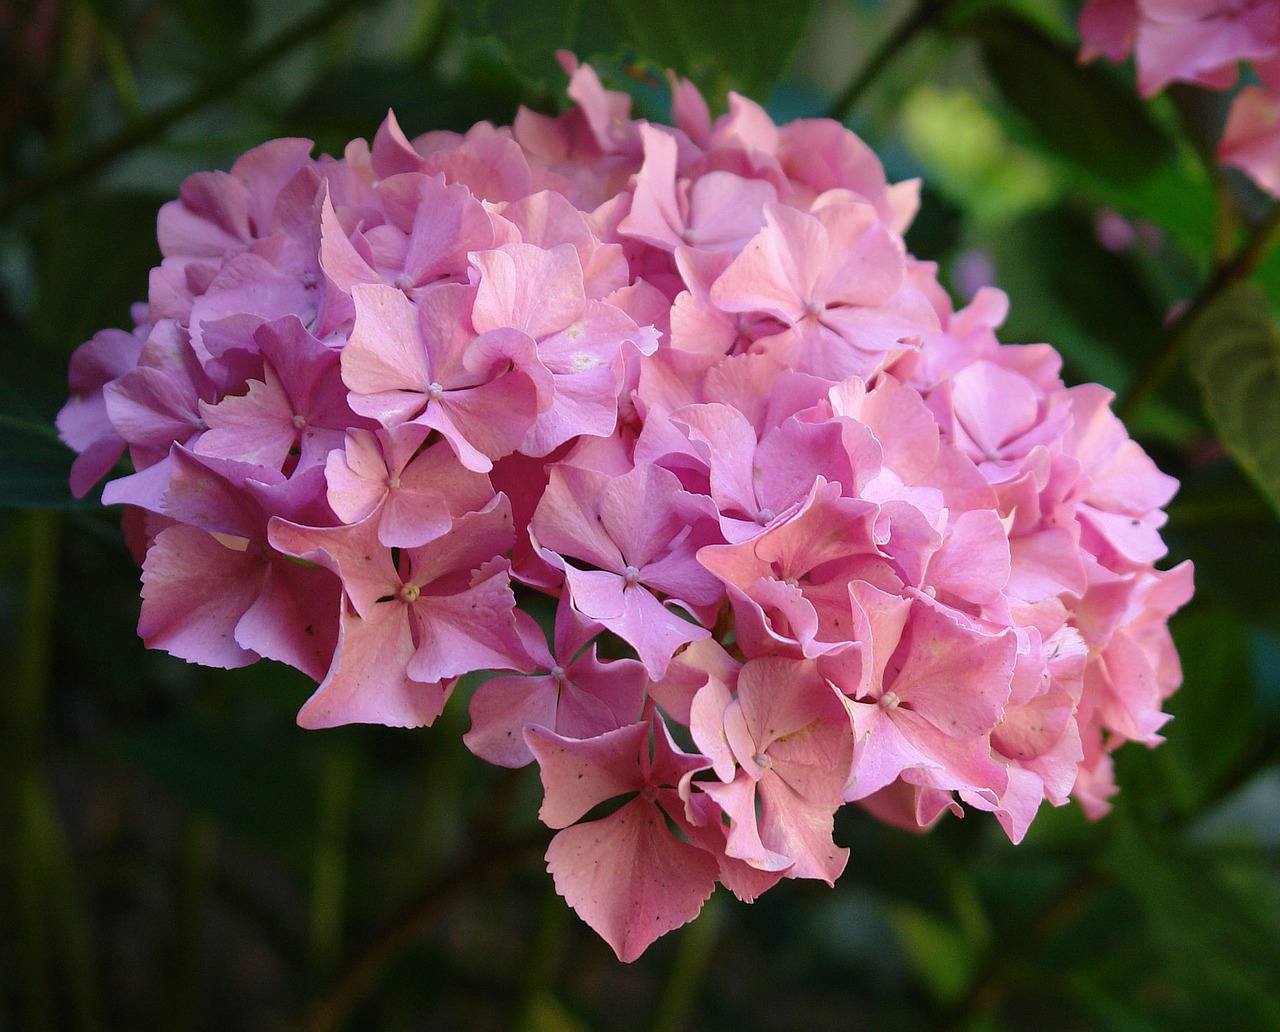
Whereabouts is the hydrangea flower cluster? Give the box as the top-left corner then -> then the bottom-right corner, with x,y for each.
59,55 -> 1191,961
1078,0 -> 1280,195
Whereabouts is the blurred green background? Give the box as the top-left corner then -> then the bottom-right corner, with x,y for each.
3,0 -> 1279,1029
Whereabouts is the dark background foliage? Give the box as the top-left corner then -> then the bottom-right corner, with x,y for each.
2,1 -> 1279,1029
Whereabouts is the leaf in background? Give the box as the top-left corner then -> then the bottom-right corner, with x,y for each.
159,0 -> 252,66
1166,442 -> 1280,590
1185,282 -> 1280,521
981,213 -> 1138,390
0,413 -> 80,510
1159,606 -> 1257,812
1065,974 -> 1175,1032
885,903 -> 973,1003
1102,817 -> 1280,1027
899,85 -> 1059,226
451,0 -> 814,100
118,708 -> 320,847
288,47 -> 529,154
31,194 -> 163,350
963,12 -> 1175,185
1019,205 -> 1168,374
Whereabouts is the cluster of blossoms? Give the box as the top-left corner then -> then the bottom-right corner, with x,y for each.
59,56 -> 1191,961
1078,0 -> 1280,195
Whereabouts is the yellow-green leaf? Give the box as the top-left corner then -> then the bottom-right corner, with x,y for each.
1185,282 -> 1280,521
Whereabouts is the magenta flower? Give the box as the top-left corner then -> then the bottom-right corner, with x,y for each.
269,496 -> 528,728
691,656 -> 854,883
464,599 -> 648,767
340,281 -> 541,471
532,462 -> 723,678
527,715 -> 718,962
62,59 -> 1192,961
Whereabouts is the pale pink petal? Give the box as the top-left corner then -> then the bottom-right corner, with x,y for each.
138,524 -> 261,668
470,243 -> 585,339
297,602 -> 449,729
545,799 -> 718,962
757,771 -> 848,884
342,283 -> 433,421
526,721 -> 651,828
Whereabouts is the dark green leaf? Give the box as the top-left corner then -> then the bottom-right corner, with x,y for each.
979,212 -> 1136,390
886,903 -> 972,1002
1185,282 -> 1280,521
0,413 -> 80,510
31,194 -> 162,350
1165,461 -> 1280,628
1102,817 -> 1280,1026
450,0 -> 814,101
963,12 -> 1175,185
118,707 -> 320,846
288,48 -> 530,154
1158,606 -> 1257,812
169,0 -> 252,59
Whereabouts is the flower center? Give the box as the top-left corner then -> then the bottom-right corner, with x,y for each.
398,583 -> 421,604
622,565 -> 642,587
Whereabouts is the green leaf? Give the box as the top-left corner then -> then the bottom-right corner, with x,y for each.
886,903 -> 973,1002
1158,606 -> 1257,812
979,212 -> 1137,390
118,705 -> 320,846
520,992 -> 591,1032
0,413 -> 80,510
1185,282 -> 1280,521
1064,974 -> 1171,1032
450,0 -> 814,100
287,47 -> 529,153
30,193 -> 162,349
1102,817 -> 1280,1026
963,12 -> 1175,185
899,85 -> 1059,226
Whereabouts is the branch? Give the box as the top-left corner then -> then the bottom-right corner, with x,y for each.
827,0 -> 951,123
291,826 -> 551,1032
1116,200 -> 1280,421
0,0 -> 373,221
937,866 -> 1108,1031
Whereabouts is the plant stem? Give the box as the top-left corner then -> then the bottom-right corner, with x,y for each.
937,866 -> 1108,1031
0,0 -> 374,221
164,814 -> 217,1032
1116,200 -> 1280,421
827,0 -> 950,123
8,513 -> 100,1032
292,827 -> 550,1032
310,744 -> 356,969
650,891 -> 725,1032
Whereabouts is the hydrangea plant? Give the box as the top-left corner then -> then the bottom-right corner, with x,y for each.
59,53 -> 1191,962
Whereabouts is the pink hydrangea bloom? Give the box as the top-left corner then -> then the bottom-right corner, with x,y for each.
1079,0 -> 1280,95
60,60 -> 1191,961
1078,0 -> 1280,195
1220,81 -> 1280,194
